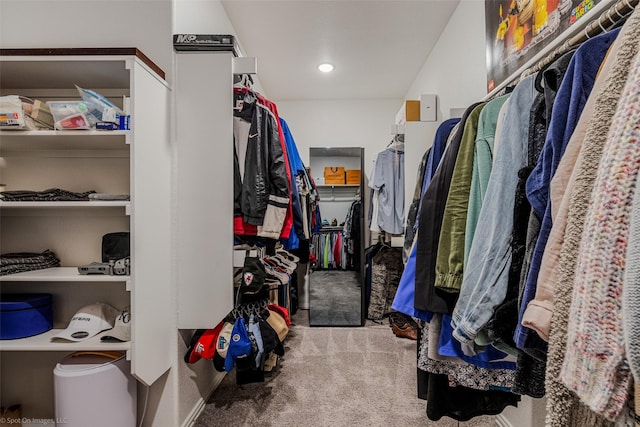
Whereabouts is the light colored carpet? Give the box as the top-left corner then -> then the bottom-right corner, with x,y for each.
194,311 -> 498,427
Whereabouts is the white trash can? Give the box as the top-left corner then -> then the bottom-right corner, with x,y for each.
54,351 -> 136,427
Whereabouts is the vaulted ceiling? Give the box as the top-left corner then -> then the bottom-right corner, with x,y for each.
221,0 -> 461,101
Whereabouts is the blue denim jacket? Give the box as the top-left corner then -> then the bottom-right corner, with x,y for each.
451,75 -> 537,344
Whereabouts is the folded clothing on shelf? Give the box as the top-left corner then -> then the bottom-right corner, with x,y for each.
1,188 -> 96,202
0,249 -> 60,276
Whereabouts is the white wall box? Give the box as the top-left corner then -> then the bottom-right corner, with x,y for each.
419,94 -> 437,122
0,48 -> 172,424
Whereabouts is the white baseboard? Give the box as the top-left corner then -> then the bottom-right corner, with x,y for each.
495,414 -> 514,427
180,373 -> 227,427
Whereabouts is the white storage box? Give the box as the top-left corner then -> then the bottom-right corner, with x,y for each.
54,351 -> 136,427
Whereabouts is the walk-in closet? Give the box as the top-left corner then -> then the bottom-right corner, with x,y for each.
1,0 -> 640,426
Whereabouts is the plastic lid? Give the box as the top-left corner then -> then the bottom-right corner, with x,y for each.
56,351 -> 125,372
0,293 -> 52,310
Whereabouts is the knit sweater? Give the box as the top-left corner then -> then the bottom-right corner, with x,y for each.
623,172 -> 640,423
560,29 -> 640,419
545,7 -> 640,426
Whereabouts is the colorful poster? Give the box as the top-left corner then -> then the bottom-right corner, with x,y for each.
485,0 -> 603,92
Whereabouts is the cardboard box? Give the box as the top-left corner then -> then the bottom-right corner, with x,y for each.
324,166 -> 345,185
405,100 -> 420,122
346,170 -> 361,185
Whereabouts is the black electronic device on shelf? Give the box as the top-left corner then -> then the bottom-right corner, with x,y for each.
172,34 -> 240,56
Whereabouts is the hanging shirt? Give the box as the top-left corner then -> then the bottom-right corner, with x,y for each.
451,75 -> 537,344
279,117 -> 306,247
369,146 -> 405,235
323,234 -> 330,269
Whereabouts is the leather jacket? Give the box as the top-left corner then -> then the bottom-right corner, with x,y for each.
234,90 -> 290,238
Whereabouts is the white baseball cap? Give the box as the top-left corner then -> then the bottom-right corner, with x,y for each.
101,306 -> 131,342
52,302 -> 119,342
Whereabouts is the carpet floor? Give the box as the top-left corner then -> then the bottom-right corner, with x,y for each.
194,311 -> 498,427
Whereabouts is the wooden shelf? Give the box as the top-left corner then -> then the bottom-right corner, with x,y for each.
0,328 -> 130,352
0,267 -> 129,282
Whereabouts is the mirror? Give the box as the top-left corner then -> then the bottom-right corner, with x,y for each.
308,147 -> 365,326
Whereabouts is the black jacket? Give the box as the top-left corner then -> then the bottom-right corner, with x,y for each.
234,90 -> 290,236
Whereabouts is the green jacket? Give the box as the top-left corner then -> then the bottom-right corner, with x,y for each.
434,103 -> 486,292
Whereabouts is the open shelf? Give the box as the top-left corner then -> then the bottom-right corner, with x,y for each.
0,328 -> 130,352
0,130 -> 129,152
0,267 -> 129,282
0,201 -> 129,208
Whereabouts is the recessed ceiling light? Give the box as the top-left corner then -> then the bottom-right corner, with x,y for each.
318,63 -> 334,73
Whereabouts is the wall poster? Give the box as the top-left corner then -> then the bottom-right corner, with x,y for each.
485,0 -> 603,92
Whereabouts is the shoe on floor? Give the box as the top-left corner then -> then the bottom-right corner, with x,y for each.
392,322 -> 417,340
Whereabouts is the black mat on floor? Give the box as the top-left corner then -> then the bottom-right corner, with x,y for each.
309,269 -> 361,326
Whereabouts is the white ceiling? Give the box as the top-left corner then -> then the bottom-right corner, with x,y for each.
221,0 -> 461,101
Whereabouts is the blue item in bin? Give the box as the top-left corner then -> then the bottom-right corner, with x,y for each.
0,293 -> 53,339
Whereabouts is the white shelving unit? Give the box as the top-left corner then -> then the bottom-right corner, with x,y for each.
309,148 -> 363,223
0,201 -> 130,208
0,48 -> 172,422
0,267 -> 129,282
0,329 -> 131,352
316,184 -> 361,202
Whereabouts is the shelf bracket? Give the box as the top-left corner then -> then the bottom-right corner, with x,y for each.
125,204 -> 132,216
126,349 -> 132,361
126,279 -> 132,291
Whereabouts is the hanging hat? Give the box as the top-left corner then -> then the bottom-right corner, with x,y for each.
183,320 -> 225,364
224,318 -> 253,372
240,257 -> 266,295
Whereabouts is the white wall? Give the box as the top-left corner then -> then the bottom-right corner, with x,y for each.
403,0 -> 487,121
276,98 -> 402,175
0,0 -> 173,84
173,0 -> 267,94
392,0 -> 490,237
